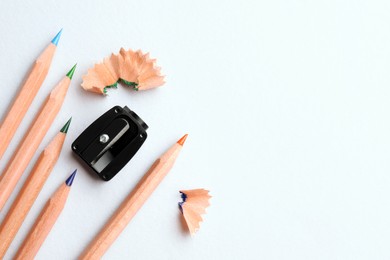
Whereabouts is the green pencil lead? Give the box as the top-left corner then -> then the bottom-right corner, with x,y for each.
60,117 -> 72,133
120,78 -> 137,87
66,64 -> 77,80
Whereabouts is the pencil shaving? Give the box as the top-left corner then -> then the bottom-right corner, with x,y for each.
81,48 -> 165,95
179,189 -> 211,235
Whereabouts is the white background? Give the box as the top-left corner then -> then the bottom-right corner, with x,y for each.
0,0 -> 389,259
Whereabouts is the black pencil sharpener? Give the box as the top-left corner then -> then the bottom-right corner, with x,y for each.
72,106 -> 148,181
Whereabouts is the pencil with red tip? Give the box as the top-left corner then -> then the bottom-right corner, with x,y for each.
14,170 -> 77,260
80,134 -> 188,259
0,64 -> 76,212
0,29 -> 62,159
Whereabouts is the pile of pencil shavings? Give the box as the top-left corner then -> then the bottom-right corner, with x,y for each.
81,48 -> 165,95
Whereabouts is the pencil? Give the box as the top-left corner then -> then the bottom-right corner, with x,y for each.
14,170 -> 77,260
0,30 -> 62,160
0,118 -> 71,257
0,65 -> 76,212
79,134 -> 188,259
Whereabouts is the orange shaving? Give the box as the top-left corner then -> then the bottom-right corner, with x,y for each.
81,48 -> 165,95
179,189 -> 211,235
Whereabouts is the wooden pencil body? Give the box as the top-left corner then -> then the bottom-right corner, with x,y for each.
0,132 -> 65,257
0,76 -> 70,211
0,43 -> 56,159
14,183 -> 70,260
79,143 -> 182,260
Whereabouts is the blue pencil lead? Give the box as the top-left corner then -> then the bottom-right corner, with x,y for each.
51,29 -> 63,46
65,169 -> 77,186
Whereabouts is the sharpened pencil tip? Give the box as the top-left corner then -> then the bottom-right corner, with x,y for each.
51,29 -> 63,46
65,169 -> 77,186
60,117 -> 72,133
177,134 -> 188,146
66,64 -> 77,80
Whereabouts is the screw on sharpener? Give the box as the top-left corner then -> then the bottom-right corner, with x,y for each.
71,106 -> 148,181
99,134 -> 109,144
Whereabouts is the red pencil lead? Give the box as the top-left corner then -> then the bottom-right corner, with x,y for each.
177,134 -> 188,146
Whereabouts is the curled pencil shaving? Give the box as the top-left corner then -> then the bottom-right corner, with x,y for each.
179,189 -> 211,235
81,48 -> 165,95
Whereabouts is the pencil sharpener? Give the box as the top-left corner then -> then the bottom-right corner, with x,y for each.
71,106 -> 148,181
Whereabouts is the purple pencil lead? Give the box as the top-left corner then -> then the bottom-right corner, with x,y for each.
65,169 -> 77,186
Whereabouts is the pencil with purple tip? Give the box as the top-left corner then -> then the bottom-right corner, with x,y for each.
14,170 -> 77,260
0,118 -> 71,257
0,30 -> 62,159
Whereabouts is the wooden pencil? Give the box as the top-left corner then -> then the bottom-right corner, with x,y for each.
0,118 -> 71,257
0,30 -> 62,160
14,170 -> 77,260
0,65 -> 76,212
79,134 -> 188,259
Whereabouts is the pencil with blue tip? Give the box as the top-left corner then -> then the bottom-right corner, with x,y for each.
0,30 -> 62,160
0,64 -> 76,211
0,118 -> 71,257
14,170 -> 77,260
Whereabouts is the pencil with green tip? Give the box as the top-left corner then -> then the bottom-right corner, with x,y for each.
0,64 -> 76,212
15,170 -> 77,260
0,118 -> 72,257
0,30 -> 62,160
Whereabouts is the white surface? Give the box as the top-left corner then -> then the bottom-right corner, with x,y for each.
0,0 -> 390,259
